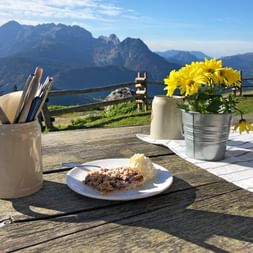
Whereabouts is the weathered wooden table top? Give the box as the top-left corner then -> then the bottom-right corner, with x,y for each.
1,125 -> 253,252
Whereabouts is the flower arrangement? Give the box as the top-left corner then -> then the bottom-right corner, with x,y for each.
164,58 -> 253,133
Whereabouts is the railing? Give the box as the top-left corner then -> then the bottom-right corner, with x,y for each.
42,73 -> 253,129
42,73 -> 163,129
42,82 -> 138,129
239,77 -> 253,96
48,82 -> 137,116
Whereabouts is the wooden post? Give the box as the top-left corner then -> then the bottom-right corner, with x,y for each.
239,70 -> 243,96
135,72 -> 148,111
232,70 -> 243,96
41,103 -> 54,130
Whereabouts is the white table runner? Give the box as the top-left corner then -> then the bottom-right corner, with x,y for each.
136,132 -> 253,193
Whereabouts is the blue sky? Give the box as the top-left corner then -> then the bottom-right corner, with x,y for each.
0,0 -> 253,57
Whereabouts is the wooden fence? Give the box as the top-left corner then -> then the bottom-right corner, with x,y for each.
42,72 -> 253,129
236,76 -> 253,96
42,72 -> 159,128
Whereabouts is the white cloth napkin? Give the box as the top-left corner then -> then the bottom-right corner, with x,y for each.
136,132 -> 253,193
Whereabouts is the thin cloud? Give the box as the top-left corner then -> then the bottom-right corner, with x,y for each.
146,39 -> 253,57
98,6 -> 122,17
0,0 -> 134,25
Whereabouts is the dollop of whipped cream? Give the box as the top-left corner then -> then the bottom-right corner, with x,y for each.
129,153 -> 156,182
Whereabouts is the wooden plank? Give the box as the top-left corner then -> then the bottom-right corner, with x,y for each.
49,97 -> 135,116
40,189 -> 251,253
0,154 -> 226,222
49,82 -> 135,96
1,182 -> 251,252
136,89 -> 146,95
135,78 -> 146,82
41,125 -> 173,172
135,83 -> 144,88
136,99 -> 145,103
243,94 -> 253,97
42,125 -> 150,144
42,137 -> 172,172
148,81 -> 164,85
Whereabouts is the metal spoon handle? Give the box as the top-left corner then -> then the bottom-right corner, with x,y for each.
62,162 -> 101,169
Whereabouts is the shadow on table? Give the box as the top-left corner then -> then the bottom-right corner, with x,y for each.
11,177 -> 253,252
220,143 -> 253,170
228,139 -> 253,150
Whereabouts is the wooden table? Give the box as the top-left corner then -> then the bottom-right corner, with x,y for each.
1,126 -> 253,252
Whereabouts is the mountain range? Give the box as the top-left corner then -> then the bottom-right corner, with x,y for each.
0,21 -> 252,104
0,21 -> 178,99
156,50 -> 210,65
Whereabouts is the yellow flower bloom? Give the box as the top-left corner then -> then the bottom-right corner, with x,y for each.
180,71 -> 206,96
215,67 -> 241,86
204,58 -> 223,68
233,119 -> 253,133
163,58 -> 249,125
200,58 -> 223,84
164,70 -> 179,96
164,58 -> 241,96
164,64 -> 207,96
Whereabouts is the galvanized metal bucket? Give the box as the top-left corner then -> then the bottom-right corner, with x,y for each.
182,111 -> 232,161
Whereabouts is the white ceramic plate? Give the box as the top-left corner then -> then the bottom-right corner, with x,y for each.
66,158 -> 173,201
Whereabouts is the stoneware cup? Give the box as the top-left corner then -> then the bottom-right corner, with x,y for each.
0,120 -> 43,199
150,95 -> 184,140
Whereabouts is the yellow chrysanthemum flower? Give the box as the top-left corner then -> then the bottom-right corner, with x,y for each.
215,67 -> 241,86
164,70 -> 180,96
164,58 -> 242,95
164,64 -> 207,96
179,67 -> 207,96
202,58 -> 222,70
233,119 -> 253,134
199,58 -> 223,84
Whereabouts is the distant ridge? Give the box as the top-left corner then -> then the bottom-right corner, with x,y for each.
222,52 -> 253,76
0,21 -> 252,104
156,50 -> 210,65
0,20 -> 179,100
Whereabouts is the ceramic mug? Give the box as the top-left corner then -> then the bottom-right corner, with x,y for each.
0,120 -> 43,199
150,95 -> 183,140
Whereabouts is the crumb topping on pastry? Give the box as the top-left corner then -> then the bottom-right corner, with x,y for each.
84,167 -> 144,194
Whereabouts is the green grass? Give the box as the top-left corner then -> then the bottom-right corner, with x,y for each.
48,105 -> 102,117
50,96 -> 253,131
59,111 -> 150,130
48,105 -> 70,110
53,102 -> 151,131
103,112 -> 151,128
236,96 -> 253,115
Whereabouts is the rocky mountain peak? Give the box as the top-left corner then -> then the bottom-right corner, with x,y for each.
120,38 -> 150,54
99,34 -> 120,45
109,34 -> 120,45
1,20 -> 21,29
